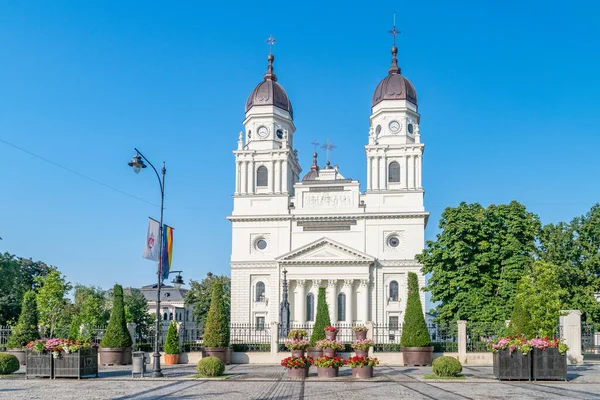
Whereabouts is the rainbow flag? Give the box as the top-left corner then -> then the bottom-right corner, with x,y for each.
161,225 -> 174,281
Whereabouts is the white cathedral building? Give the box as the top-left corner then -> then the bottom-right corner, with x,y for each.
228,39 -> 428,330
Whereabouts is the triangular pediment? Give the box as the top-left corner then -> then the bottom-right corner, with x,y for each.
276,238 -> 374,264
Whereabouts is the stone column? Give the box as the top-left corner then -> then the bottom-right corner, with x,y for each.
270,160 -> 276,193
367,156 -> 372,191
560,310 -> 583,364
249,160 -> 255,194
270,322 -> 280,354
359,279 -> 370,324
416,155 -> 422,189
374,156 -> 380,190
295,280 -> 306,324
235,160 -> 241,195
403,155 -> 408,190
281,160 -> 288,194
241,160 -> 248,194
379,155 -> 386,190
274,159 -> 281,193
327,280 -> 338,324
343,279 -> 354,323
408,155 -> 414,189
457,320 -> 467,363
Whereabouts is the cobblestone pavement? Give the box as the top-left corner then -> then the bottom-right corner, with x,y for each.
1,363 -> 600,399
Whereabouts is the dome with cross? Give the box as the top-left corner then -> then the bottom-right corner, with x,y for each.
245,53 -> 293,119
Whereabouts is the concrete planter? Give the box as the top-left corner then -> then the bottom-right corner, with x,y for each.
6,349 -> 26,366
317,366 -> 339,378
164,354 -> 179,365
325,331 -> 338,340
54,348 -> 98,379
287,366 -> 309,379
26,350 -> 53,379
322,348 -> 337,357
402,346 -> 433,366
532,348 -> 567,381
99,347 -> 132,365
354,330 -> 367,341
354,349 -> 368,358
291,350 -> 305,358
352,365 -> 373,379
493,349 -> 531,381
203,347 -> 228,364
306,347 -> 323,361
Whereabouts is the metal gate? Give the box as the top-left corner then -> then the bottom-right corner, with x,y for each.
582,322 -> 600,361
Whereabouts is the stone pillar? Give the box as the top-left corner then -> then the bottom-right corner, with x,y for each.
359,279 -> 370,324
270,160 -> 276,193
281,160 -> 288,194
270,322 -> 279,354
274,159 -> 281,193
416,155 -> 422,189
367,156 -> 372,191
379,155 -> 386,191
374,156 -> 380,190
295,280 -> 306,324
241,160 -> 248,194
365,321 -> 374,357
343,279 -> 354,323
403,155 -> 408,189
408,155 -> 414,189
457,320 -> 467,363
560,310 -> 583,364
249,160 -> 255,194
235,160 -> 241,195
327,280 -> 338,324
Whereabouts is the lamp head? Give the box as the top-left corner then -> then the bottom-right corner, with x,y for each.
172,273 -> 184,289
128,154 -> 147,174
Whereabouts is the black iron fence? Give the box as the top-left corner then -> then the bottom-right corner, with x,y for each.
0,326 -> 10,351
582,322 -> 600,361
373,323 -> 403,352
466,322 -> 508,353
432,323 -> 459,352
230,323 -> 271,352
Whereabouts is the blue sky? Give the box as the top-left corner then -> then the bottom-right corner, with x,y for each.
1,1 -> 599,300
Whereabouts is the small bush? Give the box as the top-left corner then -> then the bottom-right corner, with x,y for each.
164,322 -> 180,355
432,356 -> 462,377
0,353 -> 20,375
197,356 -> 225,377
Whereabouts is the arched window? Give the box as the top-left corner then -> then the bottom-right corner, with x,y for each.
306,293 -> 315,321
256,166 -> 268,187
337,293 -> 346,322
389,281 -> 399,301
163,312 -> 168,321
388,161 -> 400,183
256,281 -> 265,301
169,313 -> 173,320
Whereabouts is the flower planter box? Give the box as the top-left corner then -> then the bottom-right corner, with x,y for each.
287,366 -> 309,379
54,348 -> 98,379
352,366 -> 373,379
317,366 -> 339,378
532,348 -> 567,381
493,349 -> 531,381
26,350 -> 53,379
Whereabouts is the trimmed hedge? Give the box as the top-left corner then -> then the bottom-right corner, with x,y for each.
202,281 -> 230,347
197,356 -> 225,377
432,356 -> 462,377
400,272 -> 432,347
0,353 -> 20,375
310,287 -> 331,346
101,284 -> 132,348
6,290 -> 39,348
164,321 -> 180,355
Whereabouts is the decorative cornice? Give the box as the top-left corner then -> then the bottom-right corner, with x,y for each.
377,260 -> 422,267
228,212 -> 429,223
230,262 -> 278,269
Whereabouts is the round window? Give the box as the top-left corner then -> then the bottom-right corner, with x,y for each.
276,129 -> 284,139
388,236 -> 400,248
407,124 -> 414,134
256,239 -> 267,250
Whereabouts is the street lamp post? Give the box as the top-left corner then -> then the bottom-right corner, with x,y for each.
128,148 -> 166,378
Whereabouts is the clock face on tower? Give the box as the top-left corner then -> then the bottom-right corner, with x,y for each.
257,126 -> 269,138
389,120 -> 402,133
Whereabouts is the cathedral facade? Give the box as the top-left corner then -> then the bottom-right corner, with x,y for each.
228,40 -> 428,329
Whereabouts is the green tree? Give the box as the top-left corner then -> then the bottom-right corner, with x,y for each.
309,287 -> 331,346
185,273 -> 230,330
35,269 -> 72,338
164,321 -> 180,354
6,290 -> 39,348
418,201 -> 540,324
100,284 -> 132,348
202,281 -> 229,347
537,205 -> 600,322
401,272 -> 431,347
70,285 -> 109,341
514,261 -> 566,337
124,288 -> 154,340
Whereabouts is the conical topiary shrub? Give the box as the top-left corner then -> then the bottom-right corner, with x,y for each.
310,287 -> 331,346
99,284 -> 132,365
202,281 -> 230,364
401,272 -> 432,366
508,293 -> 534,338
164,321 -> 180,355
6,290 -> 39,349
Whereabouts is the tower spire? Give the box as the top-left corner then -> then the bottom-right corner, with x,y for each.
388,13 -> 401,75
264,34 -> 277,81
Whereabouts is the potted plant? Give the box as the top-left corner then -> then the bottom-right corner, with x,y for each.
351,339 -> 374,358
5,290 -> 39,365
280,356 -> 313,379
308,287 -> 330,360
288,329 -> 307,340
284,339 -> 310,358
490,336 -> 532,381
352,325 -> 368,341
324,326 -> 338,340
400,273 -> 433,366
345,356 -> 379,379
202,281 -> 230,364
99,284 -> 133,365
315,355 -> 344,378
529,337 -> 568,381
316,339 -> 344,357
164,321 -> 180,365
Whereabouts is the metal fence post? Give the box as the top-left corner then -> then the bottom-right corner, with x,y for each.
457,320 -> 467,363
